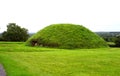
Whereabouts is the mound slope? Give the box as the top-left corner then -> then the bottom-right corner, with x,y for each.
26,24 -> 108,49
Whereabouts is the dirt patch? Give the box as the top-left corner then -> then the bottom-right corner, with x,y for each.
0,64 -> 6,76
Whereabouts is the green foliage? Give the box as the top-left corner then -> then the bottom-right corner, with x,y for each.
26,24 -> 108,49
0,42 -> 120,76
2,23 -> 29,41
115,35 -> 120,47
0,35 -> 4,41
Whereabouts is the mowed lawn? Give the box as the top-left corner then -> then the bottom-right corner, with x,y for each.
0,42 -> 120,76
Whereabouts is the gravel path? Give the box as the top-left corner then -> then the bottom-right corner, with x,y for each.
0,64 -> 6,76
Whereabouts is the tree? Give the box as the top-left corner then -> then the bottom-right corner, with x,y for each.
2,23 -> 29,41
0,32 -> 4,41
115,35 -> 120,47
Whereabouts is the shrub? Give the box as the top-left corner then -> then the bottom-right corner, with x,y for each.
26,24 -> 108,49
115,35 -> 120,47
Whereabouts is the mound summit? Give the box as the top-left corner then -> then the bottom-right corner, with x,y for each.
26,24 -> 108,49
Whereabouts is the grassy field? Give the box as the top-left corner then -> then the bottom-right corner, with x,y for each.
0,42 -> 120,76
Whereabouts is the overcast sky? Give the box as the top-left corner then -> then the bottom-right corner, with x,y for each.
0,0 -> 120,33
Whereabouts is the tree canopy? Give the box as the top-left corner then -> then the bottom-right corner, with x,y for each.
115,35 -> 120,47
2,23 -> 29,41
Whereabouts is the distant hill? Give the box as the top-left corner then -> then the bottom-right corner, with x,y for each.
26,24 -> 108,49
96,32 -> 120,36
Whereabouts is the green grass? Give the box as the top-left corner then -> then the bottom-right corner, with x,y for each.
0,42 -> 120,76
26,24 -> 108,49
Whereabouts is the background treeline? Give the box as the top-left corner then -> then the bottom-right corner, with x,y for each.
96,32 -> 120,42
96,32 -> 120,47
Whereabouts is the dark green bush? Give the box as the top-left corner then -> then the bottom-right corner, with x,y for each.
2,23 -> 29,41
115,35 -> 120,47
26,24 -> 108,49
0,36 -> 4,41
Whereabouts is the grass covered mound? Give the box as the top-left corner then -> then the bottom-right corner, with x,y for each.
26,24 -> 108,49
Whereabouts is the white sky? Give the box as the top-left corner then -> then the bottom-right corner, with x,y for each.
0,0 -> 120,33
